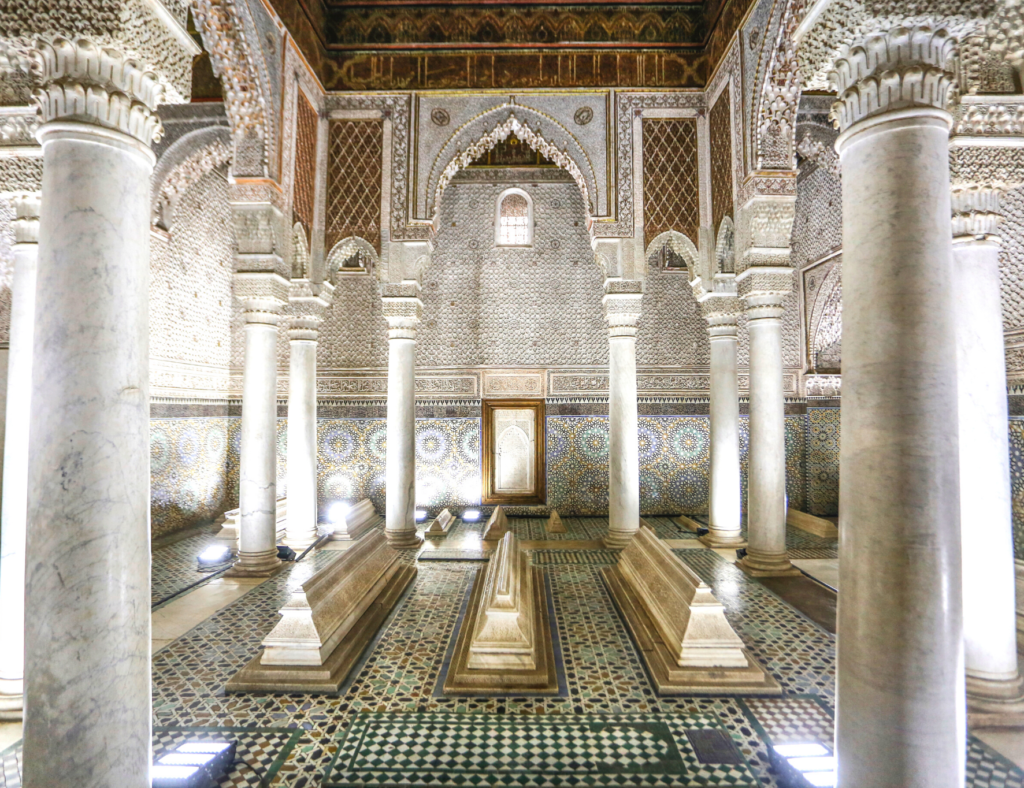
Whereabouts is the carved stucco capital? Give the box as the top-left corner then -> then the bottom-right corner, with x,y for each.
288,279 -> 334,340
234,272 -> 288,325
602,278 -> 643,337
29,37 -> 165,146
828,25 -> 957,133
951,184 -> 1003,241
11,191 -> 40,245
382,281 -> 423,339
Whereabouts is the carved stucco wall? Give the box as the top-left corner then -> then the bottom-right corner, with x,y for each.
0,196 -> 14,344
150,166 -> 235,370
999,185 -> 1024,335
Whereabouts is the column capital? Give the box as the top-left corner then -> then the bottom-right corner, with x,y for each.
29,37 -> 165,146
234,272 -> 288,324
382,282 -> 423,339
951,184 -> 1004,242
288,279 -> 334,340
602,278 -> 643,337
828,25 -> 956,134
11,192 -> 40,246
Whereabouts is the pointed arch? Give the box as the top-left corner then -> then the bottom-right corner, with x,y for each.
428,104 -> 597,222
644,230 -> 699,273
327,236 -> 379,282
715,217 -> 735,275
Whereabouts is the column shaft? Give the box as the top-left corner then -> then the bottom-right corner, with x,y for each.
285,338 -> 319,548
606,330 -> 640,547
23,122 -> 153,788
739,302 -> 793,573
0,196 -> 38,719
705,320 -> 742,545
836,110 -> 963,786
953,235 -> 1024,708
233,315 -> 282,574
385,333 -> 420,547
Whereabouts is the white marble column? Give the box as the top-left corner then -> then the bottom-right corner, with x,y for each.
951,186 -> 1024,711
382,284 -> 423,548
21,38 -> 162,788
0,193 -> 39,720
603,280 -> 643,549
231,277 -> 287,575
696,282 -> 744,547
284,281 -> 333,549
737,291 -> 794,575
831,26 -> 964,787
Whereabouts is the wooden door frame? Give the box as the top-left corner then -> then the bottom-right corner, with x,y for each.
481,399 -> 546,506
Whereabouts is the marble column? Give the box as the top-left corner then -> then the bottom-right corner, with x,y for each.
284,281 -> 333,549
0,193 -> 39,720
603,280 -> 643,549
21,38 -> 162,788
737,285 -> 795,576
951,186 -> 1024,711
382,284 -> 423,548
230,275 -> 288,576
696,281 -> 744,548
831,26 -> 964,787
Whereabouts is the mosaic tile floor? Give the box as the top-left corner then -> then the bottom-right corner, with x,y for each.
151,525 -> 222,608
3,517 -> 1019,787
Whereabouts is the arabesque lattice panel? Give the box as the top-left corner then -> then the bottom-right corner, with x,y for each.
709,86 -> 733,236
642,118 -> 699,249
326,120 -> 383,255
293,92 -> 318,246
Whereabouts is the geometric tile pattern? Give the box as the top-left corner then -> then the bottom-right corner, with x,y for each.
547,415 -> 809,516
317,418 -> 481,518
152,527 -> 221,608
1010,418 -> 1024,560
323,712 -> 760,787
643,118 -> 700,249
150,418 -> 239,539
154,727 -> 303,788
805,408 -> 840,517
8,519 -> 1020,788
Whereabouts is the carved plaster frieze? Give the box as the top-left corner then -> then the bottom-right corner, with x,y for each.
756,0 -> 807,171
954,101 -> 1024,137
805,374 -> 842,397
797,1 -> 993,92
735,194 -> 796,283
828,25 -> 957,132
0,0 -> 195,103
0,108 -> 39,146
191,0 -> 271,177
951,185 -> 1003,239
0,154 -> 42,194
11,191 -> 40,245
949,144 -> 1024,190
29,37 -> 165,146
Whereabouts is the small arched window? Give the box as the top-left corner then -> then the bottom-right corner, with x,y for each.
495,188 -> 533,247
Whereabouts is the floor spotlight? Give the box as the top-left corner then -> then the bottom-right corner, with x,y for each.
769,742 -> 836,788
196,545 -> 232,571
462,509 -> 481,521
415,509 -> 429,521
152,740 -> 236,787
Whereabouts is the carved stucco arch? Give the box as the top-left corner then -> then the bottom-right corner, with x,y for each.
327,236 -> 380,283
808,260 -> 842,372
427,103 -> 598,223
716,217 -> 735,274
151,125 -> 232,228
753,0 -> 803,171
191,0 -> 275,177
644,230 -> 700,273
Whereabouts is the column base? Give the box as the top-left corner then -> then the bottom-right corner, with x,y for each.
0,678 -> 23,721
736,552 -> 801,578
603,530 -> 637,549
967,672 -> 1024,715
698,530 -> 747,549
226,549 -> 283,577
386,529 -> 423,549
283,531 -> 320,552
